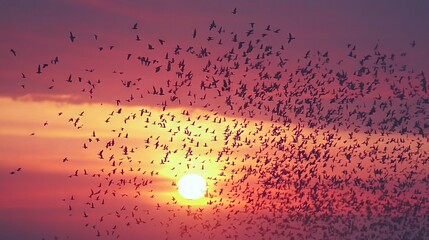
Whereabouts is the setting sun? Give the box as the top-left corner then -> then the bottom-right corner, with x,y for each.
177,174 -> 207,200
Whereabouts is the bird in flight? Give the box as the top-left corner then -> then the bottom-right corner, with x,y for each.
10,49 -> 16,56
232,8 -> 237,14
193,28 -> 197,39
209,20 -> 216,30
69,32 -> 76,42
287,32 -> 295,43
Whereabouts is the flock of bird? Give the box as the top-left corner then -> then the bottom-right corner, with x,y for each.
8,7 -> 429,240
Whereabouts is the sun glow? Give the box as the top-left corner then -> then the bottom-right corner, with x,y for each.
177,174 -> 207,200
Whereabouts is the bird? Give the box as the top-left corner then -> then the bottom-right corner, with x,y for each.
209,20 -> 216,30
10,49 -> 16,56
287,32 -> 295,43
69,32 -> 76,42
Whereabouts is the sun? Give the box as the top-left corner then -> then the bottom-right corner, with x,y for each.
177,174 -> 207,200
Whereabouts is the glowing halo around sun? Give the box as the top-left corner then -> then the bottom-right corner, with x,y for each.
177,174 -> 207,200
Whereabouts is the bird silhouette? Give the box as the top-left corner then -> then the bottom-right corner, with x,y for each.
69,32 -> 76,42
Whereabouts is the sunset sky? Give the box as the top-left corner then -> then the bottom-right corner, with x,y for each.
1,1 -> 429,239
